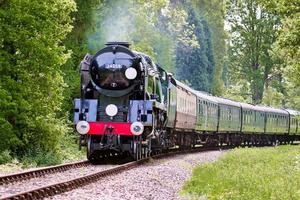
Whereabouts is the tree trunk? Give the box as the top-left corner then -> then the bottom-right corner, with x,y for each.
251,72 -> 264,104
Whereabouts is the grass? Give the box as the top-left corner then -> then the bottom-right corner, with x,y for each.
182,145 -> 300,200
0,134 -> 85,173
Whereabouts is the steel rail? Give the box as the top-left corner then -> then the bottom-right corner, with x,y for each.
1,159 -> 147,200
0,146 -> 230,200
0,160 -> 90,185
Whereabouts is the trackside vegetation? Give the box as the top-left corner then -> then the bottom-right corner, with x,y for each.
182,146 -> 300,200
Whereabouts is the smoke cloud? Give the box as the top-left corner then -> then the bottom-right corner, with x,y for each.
87,0 -> 136,52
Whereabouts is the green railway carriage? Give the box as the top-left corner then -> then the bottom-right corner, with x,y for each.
240,103 -> 265,133
286,109 -> 299,135
263,107 -> 289,134
213,97 -> 241,133
195,91 -> 218,132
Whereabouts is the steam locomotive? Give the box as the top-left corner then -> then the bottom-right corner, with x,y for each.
74,42 -> 299,161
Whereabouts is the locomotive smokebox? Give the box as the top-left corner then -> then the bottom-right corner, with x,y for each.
90,42 -> 139,97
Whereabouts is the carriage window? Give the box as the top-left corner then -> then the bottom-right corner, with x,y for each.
180,98 -> 182,112
247,112 -> 249,124
199,101 -> 202,114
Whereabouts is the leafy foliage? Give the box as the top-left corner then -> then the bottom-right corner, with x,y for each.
61,0 -> 100,119
191,0 -> 227,95
225,0 -> 299,108
225,0 -> 280,104
176,5 -> 215,92
258,0 -> 300,109
0,150 -> 13,165
0,0 -> 76,161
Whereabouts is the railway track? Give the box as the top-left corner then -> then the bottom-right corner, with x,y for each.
0,160 -> 90,185
0,146 -> 229,200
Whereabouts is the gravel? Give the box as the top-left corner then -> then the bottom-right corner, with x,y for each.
49,150 -> 225,200
0,164 -> 116,198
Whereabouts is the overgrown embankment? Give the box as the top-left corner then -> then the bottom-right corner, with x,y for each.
182,145 -> 300,200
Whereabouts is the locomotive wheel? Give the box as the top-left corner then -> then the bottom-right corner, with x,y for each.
87,135 -> 95,161
141,145 -> 150,159
143,139 -> 151,158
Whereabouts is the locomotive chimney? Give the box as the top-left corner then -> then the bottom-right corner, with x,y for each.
105,41 -> 131,48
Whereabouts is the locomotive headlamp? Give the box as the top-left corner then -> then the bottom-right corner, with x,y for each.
105,104 -> 118,117
76,121 -> 90,135
125,67 -> 137,80
130,122 -> 144,136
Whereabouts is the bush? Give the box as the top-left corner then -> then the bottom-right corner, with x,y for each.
20,131 -> 85,167
21,150 -> 62,167
0,150 -> 13,165
59,133 -> 86,163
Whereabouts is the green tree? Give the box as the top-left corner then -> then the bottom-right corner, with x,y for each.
258,0 -> 300,109
226,0 -> 280,104
176,5 -> 215,92
191,0 -> 227,95
0,0 -> 76,158
61,0 -> 100,117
